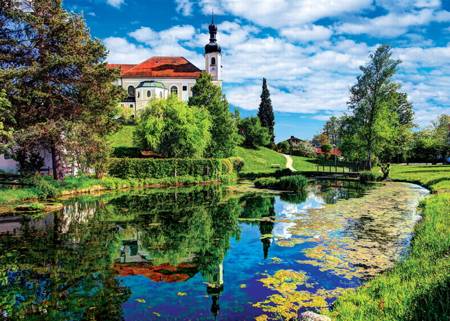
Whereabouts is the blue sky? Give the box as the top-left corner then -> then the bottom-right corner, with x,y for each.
64,0 -> 450,141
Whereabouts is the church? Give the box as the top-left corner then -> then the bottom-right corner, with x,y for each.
108,19 -> 222,113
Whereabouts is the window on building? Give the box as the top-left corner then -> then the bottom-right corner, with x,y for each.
137,91 -> 140,98
127,86 -> 135,97
170,86 -> 178,96
183,85 -> 187,91
160,92 -> 163,98
129,104 -> 133,108
147,90 -> 151,98
211,57 -> 216,65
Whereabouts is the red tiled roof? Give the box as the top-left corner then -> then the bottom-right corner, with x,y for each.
114,262 -> 197,283
107,64 -> 136,73
108,57 -> 202,79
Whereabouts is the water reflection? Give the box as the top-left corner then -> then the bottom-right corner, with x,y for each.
0,182 -> 427,320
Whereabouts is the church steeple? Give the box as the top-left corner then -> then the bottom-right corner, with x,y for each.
205,14 -> 221,54
204,15 -> 222,83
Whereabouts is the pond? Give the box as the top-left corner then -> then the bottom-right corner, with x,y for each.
0,181 -> 428,321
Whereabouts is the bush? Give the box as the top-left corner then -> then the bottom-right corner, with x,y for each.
359,171 -> 381,183
254,177 -> 278,189
108,158 -> 233,179
321,144 -> 332,153
112,147 -> 142,158
254,174 -> 308,192
229,157 -> 244,172
134,97 -> 211,158
277,141 -> 290,153
278,175 -> 308,192
290,141 -> 316,158
238,117 -> 271,148
221,158 -> 234,175
29,176 -> 60,199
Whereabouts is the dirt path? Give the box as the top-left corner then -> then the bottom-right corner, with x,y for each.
283,154 -> 296,171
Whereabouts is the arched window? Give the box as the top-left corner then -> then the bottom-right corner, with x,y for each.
127,86 -> 135,97
170,86 -> 178,97
147,90 -> 151,98
211,57 -> 216,65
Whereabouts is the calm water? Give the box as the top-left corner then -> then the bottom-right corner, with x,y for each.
0,181 -> 428,321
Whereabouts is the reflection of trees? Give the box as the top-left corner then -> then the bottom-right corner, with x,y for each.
311,180 -> 371,204
0,186 -> 245,320
240,195 -> 276,259
112,189 -> 242,320
0,201 -> 130,320
280,191 -> 307,205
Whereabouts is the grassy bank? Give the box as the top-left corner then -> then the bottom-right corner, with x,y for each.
386,164 -> 450,193
0,175 -> 231,205
291,155 -> 317,172
236,146 -> 286,173
108,124 -> 135,148
329,164 -> 450,321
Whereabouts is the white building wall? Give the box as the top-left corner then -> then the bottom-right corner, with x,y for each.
205,53 -> 222,85
120,78 -> 198,103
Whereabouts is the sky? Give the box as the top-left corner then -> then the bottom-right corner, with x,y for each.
63,0 -> 450,142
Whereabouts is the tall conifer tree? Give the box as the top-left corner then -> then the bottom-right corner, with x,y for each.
258,78 -> 275,145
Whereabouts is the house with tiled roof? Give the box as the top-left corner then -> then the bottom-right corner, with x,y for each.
108,18 -> 222,113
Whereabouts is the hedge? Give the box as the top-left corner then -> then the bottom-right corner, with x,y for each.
254,174 -> 308,192
112,147 -> 142,158
108,158 -> 234,179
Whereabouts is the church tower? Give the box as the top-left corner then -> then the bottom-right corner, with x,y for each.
204,16 -> 222,85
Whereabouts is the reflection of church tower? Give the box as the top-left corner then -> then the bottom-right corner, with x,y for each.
204,15 -> 222,86
206,262 -> 224,319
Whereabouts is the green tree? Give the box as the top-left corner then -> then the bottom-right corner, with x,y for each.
257,78 -> 275,145
432,114 -> 450,160
188,72 -> 238,158
346,45 -> 401,169
0,0 -> 123,179
323,116 -> 341,146
0,90 -> 14,154
276,141 -> 290,153
238,117 -> 271,148
134,96 -> 211,158
409,114 -> 449,163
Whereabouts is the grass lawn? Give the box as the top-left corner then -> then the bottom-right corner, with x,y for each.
108,125 -> 136,148
291,155 -> 317,172
330,164 -> 450,321
384,164 -> 450,193
235,146 -> 287,174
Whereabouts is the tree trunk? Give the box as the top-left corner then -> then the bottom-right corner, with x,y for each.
51,143 -> 64,180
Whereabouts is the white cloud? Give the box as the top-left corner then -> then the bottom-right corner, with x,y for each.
280,25 -> 333,42
337,8 -> 450,37
106,0 -> 124,9
129,25 -> 196,46
105,25 -> 203,67
337,9 -> 436,37
175,0 -> 194,16
199,0 -> 372,28
375,0 -> 441,11
104,37 -> 152,63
